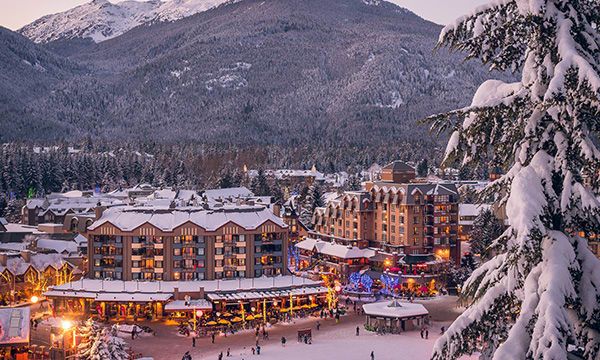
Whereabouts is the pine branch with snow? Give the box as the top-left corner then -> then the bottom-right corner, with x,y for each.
428,1 -> 600,359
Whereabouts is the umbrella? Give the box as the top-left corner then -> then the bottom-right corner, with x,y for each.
253,313 -> 262,318
223,312 -> 233,317
231,317 -> 243,323
245,314 -> 255,321
206,321 -> 217,326
218,319 -> 231,325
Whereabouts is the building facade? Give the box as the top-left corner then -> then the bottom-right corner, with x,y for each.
86,205 -> 289,281
313,161 -> 460,264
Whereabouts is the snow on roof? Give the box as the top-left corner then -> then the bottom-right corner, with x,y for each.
203,187 -> 254,200
0,243 -> 27,252
362,300 -> 429,318
272,169 -> 325,181
150,188 -> 177,200
2,223 -> 44,234
177,190 -> 197,202
0,307 -> 30,345
35,239 -> 79,254
74,234 -> 88,245
0,253 -> 78,276
45,276 -> 323,300
88,205 -> 286,232
296,238 -> 376,259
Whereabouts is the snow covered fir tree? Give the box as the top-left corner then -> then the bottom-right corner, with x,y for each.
429,0 -> 600,359
469,209 -> 504,260
77,319 -> 129,360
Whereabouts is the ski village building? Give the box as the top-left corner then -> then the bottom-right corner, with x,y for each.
311,161 -> 460,265
41,188 -> 329,323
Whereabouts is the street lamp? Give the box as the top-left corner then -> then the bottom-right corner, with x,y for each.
30,295 -> 39,304
61,320 -> 73,360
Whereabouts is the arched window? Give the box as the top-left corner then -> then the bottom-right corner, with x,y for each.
70,218 -> 79,231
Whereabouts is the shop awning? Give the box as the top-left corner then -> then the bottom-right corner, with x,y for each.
206,286 -> 328,302
164,299 -> 212,311
94,293 -> 172,302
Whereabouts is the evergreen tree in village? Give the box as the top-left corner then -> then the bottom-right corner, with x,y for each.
428,0 -> 600,359
300,183 -> 324,229
77,319 -> 129,360
469,209 -> 504,261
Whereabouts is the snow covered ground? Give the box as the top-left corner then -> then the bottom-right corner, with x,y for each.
121,297 -> 476,359
220,325 -> 460,360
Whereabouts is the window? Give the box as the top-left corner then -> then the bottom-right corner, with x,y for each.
173,248 -> 181,256
173,260 -> 181,268
198,247 -> 205,256
215,247 -> 223,255
255,269 -> 262,277
173,272 -> 181,280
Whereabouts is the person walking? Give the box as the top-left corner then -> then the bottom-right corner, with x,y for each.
356,326 -> 360,336
425,329 -> 429,339
218,352 -> 223,360
370,350 -> 375,360
211,333 -> 216,344
420,328 -> 424,339
226,348 -> 230,357
256,345 -> 261,355
441,326 -> 445,334
281,336 -> 287,347
316,321 -> 321,331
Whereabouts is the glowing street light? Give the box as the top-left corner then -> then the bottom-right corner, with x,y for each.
30,296 -> 39,304
61,320 -> 73,331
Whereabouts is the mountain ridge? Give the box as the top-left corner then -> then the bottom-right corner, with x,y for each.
2,0 -> 502,164
18,0 -> 233,44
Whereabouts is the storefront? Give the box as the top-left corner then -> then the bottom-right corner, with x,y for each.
44,276 -> 328,326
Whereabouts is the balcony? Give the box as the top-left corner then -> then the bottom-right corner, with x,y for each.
223,265 -> 237,272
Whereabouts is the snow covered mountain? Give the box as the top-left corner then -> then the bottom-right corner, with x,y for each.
19,0 -> 230,43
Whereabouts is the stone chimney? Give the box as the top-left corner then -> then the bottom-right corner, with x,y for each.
94,202 -> 106,220
21,250 -> 31,263
272,203 -> 281,217
0,253 -> 7,267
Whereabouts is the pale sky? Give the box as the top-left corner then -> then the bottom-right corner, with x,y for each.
1,0 -> 490,31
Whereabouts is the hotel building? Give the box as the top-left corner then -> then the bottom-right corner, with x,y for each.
86,204 -> 289,281
312,161 -> 460,264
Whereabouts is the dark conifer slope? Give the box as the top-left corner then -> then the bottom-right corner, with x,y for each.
3,0 -> 503,156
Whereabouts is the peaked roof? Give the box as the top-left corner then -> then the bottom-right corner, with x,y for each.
383,161 -> 415,172
88,205 -> 287,232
